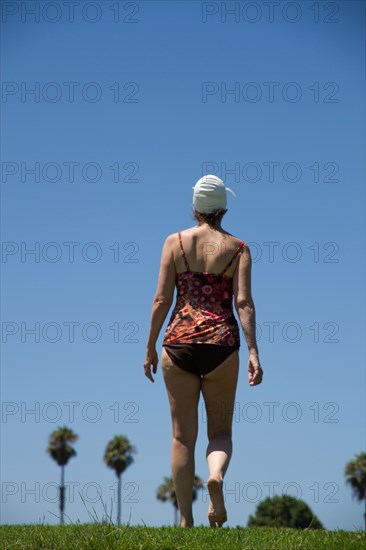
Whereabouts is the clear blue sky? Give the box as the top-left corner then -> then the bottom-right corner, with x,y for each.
1,0 -> 365,531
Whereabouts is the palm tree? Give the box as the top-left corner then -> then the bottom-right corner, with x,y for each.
345,451 -> 366,530
156,475 -> 203,526
103,435 -> 136,525
46,425 -> 78,524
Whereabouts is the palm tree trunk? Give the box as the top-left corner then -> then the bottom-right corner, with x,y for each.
60,465 -> 65,525
117,474 -> 122,525
174,506 -> 178,527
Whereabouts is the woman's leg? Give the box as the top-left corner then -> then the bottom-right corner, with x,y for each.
201,350 -> 239,527
161,347 -> 201,527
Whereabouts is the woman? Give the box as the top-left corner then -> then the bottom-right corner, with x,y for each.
143,175 -> 263,528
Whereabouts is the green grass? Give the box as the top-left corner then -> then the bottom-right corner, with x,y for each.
0,524 -> 364,550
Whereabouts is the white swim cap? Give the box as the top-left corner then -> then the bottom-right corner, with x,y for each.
192,174 -> 236,214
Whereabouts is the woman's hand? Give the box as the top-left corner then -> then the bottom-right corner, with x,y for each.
144,346 -> 158,383
248,353 -> 263,386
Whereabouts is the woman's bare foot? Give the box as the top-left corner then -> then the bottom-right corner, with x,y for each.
207,477 -> 227,528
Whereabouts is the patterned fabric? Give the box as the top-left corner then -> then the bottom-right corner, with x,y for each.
163,233 -> 246,347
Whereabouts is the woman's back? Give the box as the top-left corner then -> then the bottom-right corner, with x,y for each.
162,226 -> 246,347
173,226 -> 245,278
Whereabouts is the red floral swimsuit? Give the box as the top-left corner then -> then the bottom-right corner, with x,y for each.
163,232 -> 246,347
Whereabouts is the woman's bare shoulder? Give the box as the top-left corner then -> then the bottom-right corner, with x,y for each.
177,228 -> 248,246
160,233 -> 178,250
167,228 -> 249,251
162,229 -> 194,245
166,226 -> 196,236
224,231 -> 248,248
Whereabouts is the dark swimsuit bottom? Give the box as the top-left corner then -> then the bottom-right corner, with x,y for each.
163,343 -> 240,377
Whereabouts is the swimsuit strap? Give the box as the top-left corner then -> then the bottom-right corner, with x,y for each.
221,241 -> 246,275
178,232 -> 190,271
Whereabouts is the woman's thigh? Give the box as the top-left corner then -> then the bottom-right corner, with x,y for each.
201,350 -> 239,440
161,347 -> 201,442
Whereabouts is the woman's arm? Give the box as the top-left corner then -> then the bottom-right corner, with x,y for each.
233,245 -> 259,356
233,245 -> 263,386
146,234 -> 176,349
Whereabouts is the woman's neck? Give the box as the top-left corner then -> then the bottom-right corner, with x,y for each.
197,221 -> 223,230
